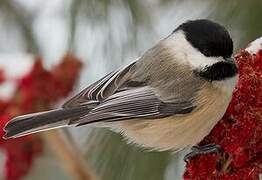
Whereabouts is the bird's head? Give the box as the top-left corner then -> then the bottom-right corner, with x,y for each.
165,19 -> 238,84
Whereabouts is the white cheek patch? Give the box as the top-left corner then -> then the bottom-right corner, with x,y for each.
164,31 -> 221,69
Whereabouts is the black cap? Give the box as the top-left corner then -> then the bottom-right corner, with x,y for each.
174,19 -> 233,58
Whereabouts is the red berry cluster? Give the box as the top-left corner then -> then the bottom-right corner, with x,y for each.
184,46 -> 262,179
0,54 -> 82,180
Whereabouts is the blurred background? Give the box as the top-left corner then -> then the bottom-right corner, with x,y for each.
0,0 -> 261,179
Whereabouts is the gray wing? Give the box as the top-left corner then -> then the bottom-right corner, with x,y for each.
74,86 -> 194,126
62,61 -> 137,108
63,58 -> 196,126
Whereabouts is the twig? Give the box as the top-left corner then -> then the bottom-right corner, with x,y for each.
222,154 -> 232,173
41,130 -> 97,180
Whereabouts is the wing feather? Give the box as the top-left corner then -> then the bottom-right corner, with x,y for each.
63,56 -> 197,126
73,87 -> 195,126
62,61 -> 136,108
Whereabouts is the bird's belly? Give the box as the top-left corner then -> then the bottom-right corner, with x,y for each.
112,110 -> 226,151
111,88 -> 232,151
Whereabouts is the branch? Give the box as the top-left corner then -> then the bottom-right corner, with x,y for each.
42,130 -> 97,180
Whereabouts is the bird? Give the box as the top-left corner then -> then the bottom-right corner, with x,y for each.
3,19 -> 238,153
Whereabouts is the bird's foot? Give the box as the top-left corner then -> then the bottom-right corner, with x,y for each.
184,143 -> 221,162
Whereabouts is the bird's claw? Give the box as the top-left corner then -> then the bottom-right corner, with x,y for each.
184,143 -> 221,162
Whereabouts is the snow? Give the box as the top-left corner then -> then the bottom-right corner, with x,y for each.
0,53 -> 34,99
0,53 -> 34,78
246,37 -> 262,54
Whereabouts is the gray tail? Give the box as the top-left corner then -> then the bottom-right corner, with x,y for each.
3,106 -> 90,139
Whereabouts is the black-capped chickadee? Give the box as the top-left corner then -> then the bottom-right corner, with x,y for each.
4,19 -> 238,152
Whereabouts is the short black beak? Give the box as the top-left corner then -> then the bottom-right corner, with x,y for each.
225,57 -> 235,63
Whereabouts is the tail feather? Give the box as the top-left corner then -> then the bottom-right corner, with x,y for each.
3,106 -> 90,139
